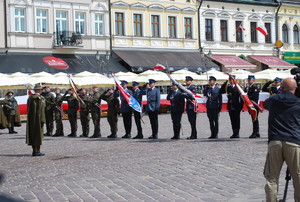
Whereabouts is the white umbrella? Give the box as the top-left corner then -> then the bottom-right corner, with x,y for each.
114,72 -> 137,82
231,69 -> 252,80
26,71 -> 54,85
254,69 -> 282,81
199,70 -> 228,81
134,70 -> 170,85
73,71 -> 114,87
170,69 -> 202,81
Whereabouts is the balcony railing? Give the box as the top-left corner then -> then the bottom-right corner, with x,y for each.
54,31 -> 83,47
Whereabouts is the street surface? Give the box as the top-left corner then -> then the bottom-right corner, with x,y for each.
0,112 -> 295,202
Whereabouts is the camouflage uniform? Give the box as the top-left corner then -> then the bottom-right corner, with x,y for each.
79,94 -> 90,137
53,93 -> 64,136
89,92 -> 101,138
42,92 -> 55,136
62,93 -> 79,137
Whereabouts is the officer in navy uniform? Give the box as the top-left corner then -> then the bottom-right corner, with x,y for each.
185,76 -> 197,139
167,83 -> 185,139
262,77 -> 282,95
115,80 -> 133,138
219,75 -> 244,138
146,79 -> 160,139
246,75 -> 260,138
204,76 -> 222,139
132,81 -> 144,139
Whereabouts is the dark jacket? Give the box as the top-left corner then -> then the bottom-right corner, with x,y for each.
89,92 -> 101,112
203,86 -> 222,110
167,89 -> 185,113
220,81 -> 244,111
62,94 -> 79,113
186,84 -> 196,110
146,87 -> 160,112
42,92 -> 55,111
133,88 -> 143,105
246,84 -> 260,103
115,88 -> 133,113
262,81 -> 281,95
263,91 -> 300,145
100,91 -> 120,115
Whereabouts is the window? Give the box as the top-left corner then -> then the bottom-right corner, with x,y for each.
95,14 -> 103,36
151,15 -> 160,37
282,24 -> 289,43
205,19 -> 213,41
168,16 -> 176,38
220,20 -> 228,42
75,12 -> 85,35
36,9 -> 47,33
115,12 -> 124,36
15,8 -> 25,32
133,14 -> 142,37
184,17 -> 192,39
251,22 -> 257,43
56,11 -> 67,34
294,25 -> 299,44
265,23 -> 272,43
235,21 -> 243,42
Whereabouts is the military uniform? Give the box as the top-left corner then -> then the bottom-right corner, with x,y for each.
132,84 -> 143,139
79,93 -> 90,137
42,92 -> 55,136
146,82 -> 160,139
220,80 -> 244,138
4,95 -> 21,134
53,92 -> 64,136
62,93 -> 79,137
167,89 -> 185,139
100,90 -> 119,138
26,85 -> 46,156
0,100 -> 8,130
204,85 -> 222,139
89,91 -> 102,138
246,83 -> 260,138
262,79 -> 281,95
186,84 -> 197,139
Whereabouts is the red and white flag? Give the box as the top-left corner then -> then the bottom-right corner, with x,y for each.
256,25 -> 268,36
154,63 -> 166,70
238,24 -> 245,31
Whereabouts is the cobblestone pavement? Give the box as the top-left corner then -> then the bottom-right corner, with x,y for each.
0,112 -> 295,202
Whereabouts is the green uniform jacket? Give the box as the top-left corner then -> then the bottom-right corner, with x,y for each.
55,93 -> 63,110
42,92 -> 55,111
79,94 -> 90,112
100,93 -> 119,114
0,100 -> 8,129
3,97 -> 21,127
62,94 -> 79,113
26,94 -> 46,146
89,92 -> 101,113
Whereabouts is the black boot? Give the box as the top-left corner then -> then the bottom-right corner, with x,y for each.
133,134 -> 143,139
8,127 -> 13,134
11,127 -> 17,133
230,129 -> 240,138
90,134 -> 101,138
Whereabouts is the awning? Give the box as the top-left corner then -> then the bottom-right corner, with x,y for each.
248,55 -> 296,69
283,52 -> 300,64
113,50 -> 219,72
0,53 -> 129,73
210,55 -> 256,69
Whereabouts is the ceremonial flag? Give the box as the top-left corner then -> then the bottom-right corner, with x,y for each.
154,63 -> 166,70
111,74 -> 142,113
67,74 -> 84,105
238,24 -> 245,31
226,73 -> 258,121
256,25 -> 268,36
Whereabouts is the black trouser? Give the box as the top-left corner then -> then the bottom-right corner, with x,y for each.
148,111 -> 158,137
54,110 -> 64,135
133,111 -> 142,136
122,111 -> 132,135
107,111 -> 118,135
45,110 -> 54,135
171,112 -> 183,138
253,113 -> 259,134
207,108 -> 220,137
80,110 -> 90,136
187,109 -> 197,137
68,111 -> 77,134
229,110 -> 241,131
91,111 -> 101,136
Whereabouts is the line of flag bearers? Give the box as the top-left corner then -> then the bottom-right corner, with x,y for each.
22,73 -> 282,156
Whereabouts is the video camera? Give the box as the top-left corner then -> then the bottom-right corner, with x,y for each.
290,67 -> 300,97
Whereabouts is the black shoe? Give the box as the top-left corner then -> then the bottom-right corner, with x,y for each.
80,134 -> 88,137
249,133 -> 257,139
230,134 -> 240,139
68,133 -> 77,137
122,134 -> 131,139
52,133 -> 64,137
208,136 -> 218,139
107,134 -> 117,138
32,152 -> 45,157
133,135 -> 143,139
148,135 -> 157,139
256,133 -> 261,138
171,136 -> 180,140
12,131 -> 17,134
8,129 -> 13,134
187,136 -> 197,140
90,134 -> 101,138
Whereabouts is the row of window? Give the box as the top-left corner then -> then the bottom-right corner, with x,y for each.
282,24 -> 300,44
205,19 -> 272,43
14,8 -> 104,35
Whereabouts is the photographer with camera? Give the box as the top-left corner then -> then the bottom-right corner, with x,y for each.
263,78 -> 300,202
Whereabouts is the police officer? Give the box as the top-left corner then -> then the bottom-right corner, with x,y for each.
185,76 -> 197,139
246,75 -> 260,138
42,86 -> 55,136
78,88 -> 90,137
146,79 -> 160,139
100,89 -> 120,138
89,87 -> 102,138
167,83 -> 185,139
4,91 -> 21,134
115,81 -> 133,138
262,77 -> 282,95
204,76 -> 222,139
132,81 -> 143,139
219,75 -> 244,138
52,88 -> 64,137
62,89 -> 79,137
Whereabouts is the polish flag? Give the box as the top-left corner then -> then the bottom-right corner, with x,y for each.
238,24 -> 245,31
256,25 -> 268,36
154,63 -> 166,70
